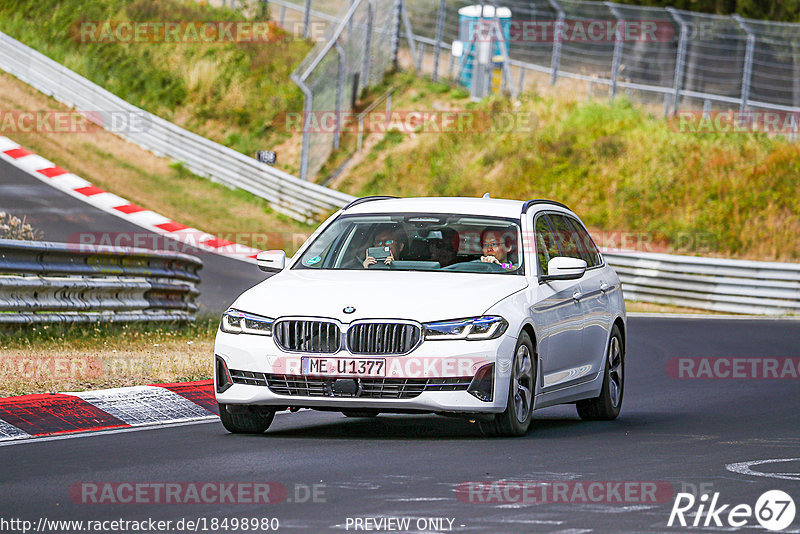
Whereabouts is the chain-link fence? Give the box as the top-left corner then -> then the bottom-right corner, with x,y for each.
403,0 -> 800,117
286,0 -> 402,180
274,0 -> 800,179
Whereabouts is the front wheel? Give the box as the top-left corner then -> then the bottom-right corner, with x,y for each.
218,403 -> 275,434
576,325 -> 624,421
480,332 -> 536,437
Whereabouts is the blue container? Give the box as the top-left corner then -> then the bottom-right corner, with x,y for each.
457,5 -> 512,88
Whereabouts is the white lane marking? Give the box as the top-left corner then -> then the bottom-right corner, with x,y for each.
72,385 -> 213,425
0,419 -> 29,441
628,313 -> 800,321
726,458 -> 800,481
0,417 -> 219,447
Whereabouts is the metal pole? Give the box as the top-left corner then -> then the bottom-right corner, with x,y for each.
417,42 -> 425,73
667,8 -> 688,115
279,5 -> 286,26
400,0 -> 419,71
432,0 -> 446,81
517,66 -> 525,96
606,2 -> 624,98
487,1 -> 513,97
362,0 -> 375,91
391,0 -> 402,71
547,0 -> 565,86
292,74 -> 313,180
303,0 -> 311,38
334,43 -> 345,150
733,15 -> 755,115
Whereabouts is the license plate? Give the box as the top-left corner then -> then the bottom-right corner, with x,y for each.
301,357 -> 386,377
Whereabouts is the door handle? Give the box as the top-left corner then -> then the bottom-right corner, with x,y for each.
599,282 -> 610,293
572,290 -> 583,301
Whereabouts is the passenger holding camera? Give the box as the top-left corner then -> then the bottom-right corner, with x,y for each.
363,227 -> 407,268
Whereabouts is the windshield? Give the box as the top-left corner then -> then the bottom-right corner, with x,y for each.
294,213 -> 524,274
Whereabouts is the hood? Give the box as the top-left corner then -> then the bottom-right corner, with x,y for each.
232,269 -> 528,323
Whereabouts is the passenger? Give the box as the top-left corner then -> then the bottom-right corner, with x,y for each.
480,227 -> 515,269
427,228 -> 460,267
363,226 -> 407,268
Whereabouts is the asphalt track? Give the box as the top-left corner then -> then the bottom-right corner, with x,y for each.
0,157 -> 267,315
2,317 -> 799,533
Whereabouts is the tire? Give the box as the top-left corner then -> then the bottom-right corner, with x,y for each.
480,331 -> 536,437
218,403 -> 275,434
342,410 -> 380,418
576,325 -> 624,421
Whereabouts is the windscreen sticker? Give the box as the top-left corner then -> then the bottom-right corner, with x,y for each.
306,256 -> 321,265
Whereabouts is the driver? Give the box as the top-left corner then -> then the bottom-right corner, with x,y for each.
363,225 -> 407,268
480,227 -> 515,269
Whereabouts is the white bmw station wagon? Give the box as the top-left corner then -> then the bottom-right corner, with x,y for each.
214,196 -> 626,436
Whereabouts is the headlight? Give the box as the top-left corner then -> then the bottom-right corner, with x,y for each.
423,316 -> 508,341
219,308 -> 274,336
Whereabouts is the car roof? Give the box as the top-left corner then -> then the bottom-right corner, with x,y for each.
343,196 -> 572,218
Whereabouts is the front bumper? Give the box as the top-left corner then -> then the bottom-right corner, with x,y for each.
214,330 -> 517,413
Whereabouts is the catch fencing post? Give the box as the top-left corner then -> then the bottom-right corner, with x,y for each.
733,15 -> 755,115
292,74 -> 313,180
517,67 -> 525,96
546,0 -> 565,85
606,2 -> 624,98
362,0 -> 375,92
303,0 -> 312,38
279,5 -> 286,26
391,0 -> 402,70
400,0 -> 420,71
432,0 -> 446,81
667,7 -> 688,115
334,43 -> 345,150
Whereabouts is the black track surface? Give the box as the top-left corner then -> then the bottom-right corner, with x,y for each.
2,317 -> 799,533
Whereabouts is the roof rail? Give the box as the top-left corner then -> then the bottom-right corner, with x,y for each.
343,195 -> 399,210
521,199 -> 571,213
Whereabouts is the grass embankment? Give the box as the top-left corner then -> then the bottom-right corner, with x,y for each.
0,0 -> 310,174
0,320 -> 217,397
337,80 -> 800,261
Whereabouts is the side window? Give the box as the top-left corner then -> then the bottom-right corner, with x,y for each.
548,214 -> 584,261
534,215 -> 560,275
567,218 -> 602,268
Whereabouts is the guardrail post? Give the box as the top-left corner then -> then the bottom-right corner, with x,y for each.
667,8 -> 688,115
547,0 -> 565,85
733,15 -> 755,115
279,5 -> 286,26
361,0 -> 375,92
432,0 -> 446,81
606,2 -> 624,98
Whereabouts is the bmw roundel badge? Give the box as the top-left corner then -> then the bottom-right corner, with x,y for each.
343,306 -> 356,314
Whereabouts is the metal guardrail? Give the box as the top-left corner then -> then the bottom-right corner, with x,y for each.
0,31 -> 355,223
0,240 -> 203,324
603,250 -> 800,315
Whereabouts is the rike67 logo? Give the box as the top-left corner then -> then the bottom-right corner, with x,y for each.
669,490 -> 796,531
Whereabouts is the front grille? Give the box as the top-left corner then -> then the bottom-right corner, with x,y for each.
346,322 -> 422,355
237,373 -> 471,399
273,320 -> 340,353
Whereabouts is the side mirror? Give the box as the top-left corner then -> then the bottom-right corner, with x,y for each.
541,256 -> 586,282
256,250 -> 286,273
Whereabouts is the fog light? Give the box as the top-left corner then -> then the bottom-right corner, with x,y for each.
216,355 -> 233,393
467,363 -> 494,402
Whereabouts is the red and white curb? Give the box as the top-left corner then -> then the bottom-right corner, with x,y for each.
0,135 -> 261,263
0,380 -> 219,442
